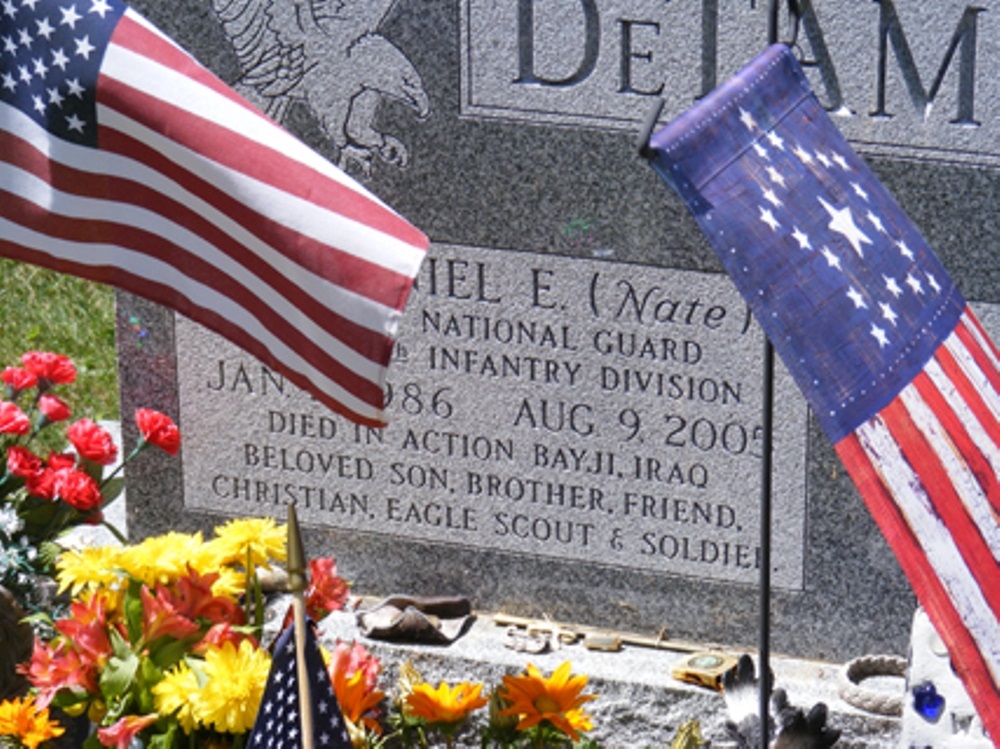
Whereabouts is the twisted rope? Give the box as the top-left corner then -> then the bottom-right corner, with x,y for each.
838,654 -> 907,716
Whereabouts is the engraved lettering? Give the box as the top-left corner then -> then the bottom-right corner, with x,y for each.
514,0 -> 600,87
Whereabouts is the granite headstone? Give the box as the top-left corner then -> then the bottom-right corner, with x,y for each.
119,0 -> 1000,663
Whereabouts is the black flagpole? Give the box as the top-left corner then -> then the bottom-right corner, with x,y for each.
759,1 -> 793,744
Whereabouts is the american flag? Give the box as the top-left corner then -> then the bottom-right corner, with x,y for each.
0,0 -> 427,427
247,622 -> 352,749
648,44 -> 999,741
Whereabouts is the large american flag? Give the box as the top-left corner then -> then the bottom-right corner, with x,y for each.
247,622 -> 351,749
0,0 -> 427,426
648,44 -> 999,741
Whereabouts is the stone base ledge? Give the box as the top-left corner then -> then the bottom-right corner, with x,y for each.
306,602 -> 902,748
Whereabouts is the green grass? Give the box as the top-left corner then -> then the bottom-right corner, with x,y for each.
0,259 -> 120,421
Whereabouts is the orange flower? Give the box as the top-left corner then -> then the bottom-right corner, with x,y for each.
497,661 -> 597,742
405,680 -> 489,726
140,585 -> 200,645
171,567 -> 245,625
328,641 -> 381,692
306,557 -> 350,620
19,639 -> 97,708
333,669 -> 385,736
193,622 -> 256,655
54,593 -> 113,667
0,694 -> 65,749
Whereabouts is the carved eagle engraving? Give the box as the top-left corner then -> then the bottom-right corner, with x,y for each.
213,0 -> 429,176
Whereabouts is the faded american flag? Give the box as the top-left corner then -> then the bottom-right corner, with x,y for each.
647,44 -> 999,740
247,622 -> 352,749
0,0 -> 427,426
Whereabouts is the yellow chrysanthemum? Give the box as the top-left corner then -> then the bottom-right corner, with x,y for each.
405,681 -> 488,726
118,531 -> 207,586
152,661 -> 201,733
0,694 -> 65,749
193,639 -> 271,734
497,661 -> 597,742
56,545 -> 124,595
209,566 -> 247,599
209,518 -> 287,569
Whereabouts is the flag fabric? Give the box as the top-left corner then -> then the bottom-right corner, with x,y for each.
647,44 -> 999,741
0,0 -> 427,427
247,621 -> 352,749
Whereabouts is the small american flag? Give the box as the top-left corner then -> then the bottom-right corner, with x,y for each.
648,44 -> 999,740
247,622 -> 352,749
0,0 -> 427,427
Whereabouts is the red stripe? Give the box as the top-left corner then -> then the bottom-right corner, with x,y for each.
0,131 -> 392,364
835,435 -> 1000,741
912,370 -> 1000,517
98,40 -> 428,253
0,128 -> 395,364
933,344 -> 1000,513
112,12 -> 259,115
954,316 -> 1000,398
964,306 -> 1000,363
879,397 -> 1000,619
0,238 -> 387,427
0,188 -> 386,409
94,118 -> 416,312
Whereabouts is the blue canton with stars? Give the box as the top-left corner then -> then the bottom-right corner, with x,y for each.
1,0 -> 125,147
650,44 -> 965,443
247,622 -> 352,749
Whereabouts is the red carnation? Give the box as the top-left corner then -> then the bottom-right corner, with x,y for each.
1,366 -> 37,394
7,446 -> 43,479
25,468 -> 58,500
21,351 -> 76,386
135,409 -> 181,455
47,452 -> 77,471
66,419 -> 118,465
38,394 -> 72,423
55,468 -> 103,511
0,401 -> 30,435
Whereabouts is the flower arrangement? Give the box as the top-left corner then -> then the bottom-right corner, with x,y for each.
0,350 -> 180,616
12,517 -> 357,749
0,514 -> 611,749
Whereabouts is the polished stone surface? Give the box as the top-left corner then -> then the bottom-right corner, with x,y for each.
118,0 -> 1000,666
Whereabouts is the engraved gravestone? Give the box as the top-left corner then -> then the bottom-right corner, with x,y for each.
119,0 -> 1000,662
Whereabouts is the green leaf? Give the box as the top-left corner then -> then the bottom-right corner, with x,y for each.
149,636 -> 194,671
109,624 -> 132,660
135,658 -> 164,714
99,476 -> 125,503
100,648 -> 140,698
124,578 -> 144,643
146,723 -> 178,749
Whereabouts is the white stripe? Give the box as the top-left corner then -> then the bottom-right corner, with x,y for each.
100,37 -> 426,277
924,356 -> 1000,480
961,310 -> 1000,372
0,157 -> 384,383
122,8 -> 393,209
899,384 -> 1000,560
857,418 -> 1000,685
945,330 -> 1000,424
0,215 -> 383,423
1,101 -> 403,337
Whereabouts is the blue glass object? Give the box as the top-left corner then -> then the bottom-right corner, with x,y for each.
912,682 -> 945,722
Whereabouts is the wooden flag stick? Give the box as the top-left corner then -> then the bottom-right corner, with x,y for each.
287,505 -> 315,749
